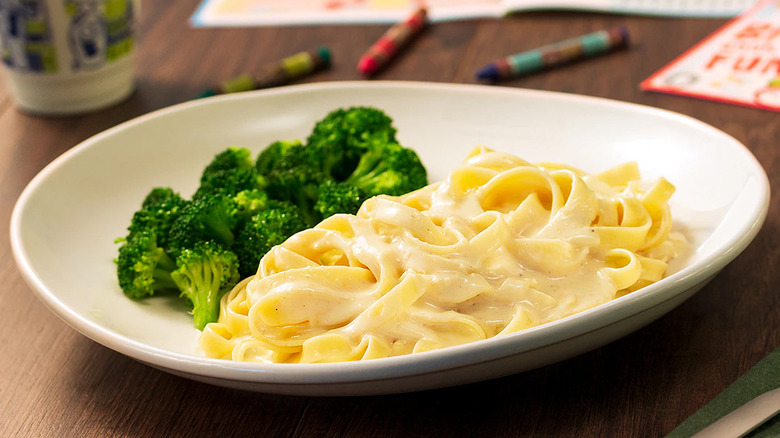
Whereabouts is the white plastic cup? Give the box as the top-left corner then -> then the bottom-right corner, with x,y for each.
0,0 -> 139,115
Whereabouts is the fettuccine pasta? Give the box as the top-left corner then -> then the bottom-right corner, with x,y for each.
199,146 -> 686,363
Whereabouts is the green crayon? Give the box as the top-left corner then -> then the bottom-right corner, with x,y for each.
198,47 -> 331,98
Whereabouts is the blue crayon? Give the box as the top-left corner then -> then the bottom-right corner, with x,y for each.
476,27 -> 630,82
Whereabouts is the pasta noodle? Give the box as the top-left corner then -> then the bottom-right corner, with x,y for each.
199,146 -> 686,363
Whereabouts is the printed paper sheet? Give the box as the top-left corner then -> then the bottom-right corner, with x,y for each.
642,0 -> 780,112
191,0 -> 756,27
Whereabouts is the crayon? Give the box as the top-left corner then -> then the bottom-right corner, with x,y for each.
357,7 -> 428,77
197,47 -> 331,98
476,27 -> 630,82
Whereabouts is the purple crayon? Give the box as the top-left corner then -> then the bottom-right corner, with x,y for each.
476,27 -> 630,82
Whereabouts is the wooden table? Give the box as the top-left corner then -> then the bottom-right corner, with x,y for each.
1,2 -> 778,437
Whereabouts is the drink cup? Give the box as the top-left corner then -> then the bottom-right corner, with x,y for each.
0,0 -> 138,115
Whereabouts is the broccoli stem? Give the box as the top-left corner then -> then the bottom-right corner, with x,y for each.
346,153 -> 383,185
171,242 -> 239,330
204,216 -> 235,247
177,263 -> 223,330
153,252 -> 178,290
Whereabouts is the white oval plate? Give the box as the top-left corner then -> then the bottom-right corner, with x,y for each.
10,82 -> 770,396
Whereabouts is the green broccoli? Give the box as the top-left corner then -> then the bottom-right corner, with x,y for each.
201,147 -> 254,181
344,141 -> 428,197
113,106 -> 432,331
126,187 -> 187,248
194,146 -> 268,199
255,140 -> 304,175
233,189 -> 273,222
193,167 -> 267,199
233,201 -> 308,277
314,180 -> 369,218
115,187 -> 186,299
168,194 -> 239,255
265,164 -> 329,227
139,186 -> 184,210
258,107 -> 427,223
115,230 -> 178,299
171,241 -> 240,330
252,141 -> 323,226
306,106 -> 398,181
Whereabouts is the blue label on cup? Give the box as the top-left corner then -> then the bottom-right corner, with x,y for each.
0,0 -> 58,72
65,0 -> 134,70
67,1 -> 107,70
0,0 -> 134,73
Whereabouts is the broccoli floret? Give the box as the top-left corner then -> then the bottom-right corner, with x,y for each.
126,187 -> 187,248
194,147 -> 267,199
140,187 -> 183,210
115,230 -> 178,299
306,106 -> 398,181
171,241 -> 240,330
307,106 -> 397,150
253,142 -> 323,225
344,142 -> 428,197
115,187 -> 185,298
266,165 -> 329,227
233,189 -> 273,222
193,167 -> 267,199
201,147 -> 254,181
258,107 -> 426,224
168,194 -> 239,255
255,140 -> 304,175
314,180 -> 369,218
233,201 -> 308,277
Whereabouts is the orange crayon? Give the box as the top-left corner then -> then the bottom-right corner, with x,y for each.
357,7 -> 428,76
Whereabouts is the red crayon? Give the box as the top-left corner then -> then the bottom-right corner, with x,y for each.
358,7 -> 428,76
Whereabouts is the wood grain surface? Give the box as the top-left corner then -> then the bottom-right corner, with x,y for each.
1,2 -> 778,437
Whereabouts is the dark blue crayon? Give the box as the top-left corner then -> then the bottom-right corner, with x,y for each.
476,27 -> 630,82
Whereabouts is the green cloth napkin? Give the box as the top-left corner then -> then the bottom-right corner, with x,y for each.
667,346 -> 780,437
